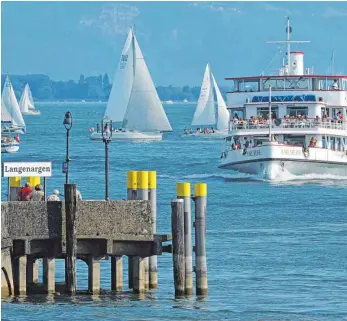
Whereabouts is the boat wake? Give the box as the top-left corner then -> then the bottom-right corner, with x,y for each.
158,171 -> 347,185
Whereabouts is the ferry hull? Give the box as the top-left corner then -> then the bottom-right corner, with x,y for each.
219,142 -> 347,180
90,131 -> 163,141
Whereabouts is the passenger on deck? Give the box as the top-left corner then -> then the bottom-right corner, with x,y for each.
244,137 -> 250,148
231,143 -> 237,150
210,127 -> 215,133
309,137 -> 317,147
332,79 -> 339,90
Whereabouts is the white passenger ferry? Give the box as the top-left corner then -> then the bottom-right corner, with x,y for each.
219,19 -> 347,180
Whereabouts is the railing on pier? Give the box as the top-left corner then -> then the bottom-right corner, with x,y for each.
229,118 -> 347,131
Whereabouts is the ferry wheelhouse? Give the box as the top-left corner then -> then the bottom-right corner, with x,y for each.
219,20 -> 347,179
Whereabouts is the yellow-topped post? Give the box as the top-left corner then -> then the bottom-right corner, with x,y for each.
9,176 -> 21,201
194,183 -> 208,296
135,171 -> 149,292
148,171 -> 157,288
125,171 -> 138,290
26,176 -> 41,188
176,182 -> 193,296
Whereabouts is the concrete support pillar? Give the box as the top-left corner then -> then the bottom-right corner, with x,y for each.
14,255 -> 27,295
43,257 -> 55,294
1,250 -> 14,296
88,256 -> 100,295
144,257 -> 150,290
133,256 -> 145,294
26,258 -> 39,290
111,256 -> 123,292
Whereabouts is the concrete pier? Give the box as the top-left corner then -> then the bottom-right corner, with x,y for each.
14,255 -> 27,295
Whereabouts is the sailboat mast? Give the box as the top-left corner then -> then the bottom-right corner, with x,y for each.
287,17 -> 291,74
269,87 -> 272,141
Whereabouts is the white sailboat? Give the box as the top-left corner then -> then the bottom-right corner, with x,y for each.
90,27 -> 172,141
19,84 -> 41,115
1,75 -> 26,134
184,63 -> 229,137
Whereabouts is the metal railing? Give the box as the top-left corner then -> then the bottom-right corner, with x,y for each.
230,118 -> 347,131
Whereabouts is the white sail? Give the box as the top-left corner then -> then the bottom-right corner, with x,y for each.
1,100 -> 11,123
19,84 -> 35,113
212,73 -> 229,131
191,63 -> 215,126
122,34 -> 172,132
1,76 -> 26,128
104,29 -> 134,122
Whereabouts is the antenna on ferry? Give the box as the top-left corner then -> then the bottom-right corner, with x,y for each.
331,49 -> 335,75
266,17 -> 310,75
269,87 -> 272,141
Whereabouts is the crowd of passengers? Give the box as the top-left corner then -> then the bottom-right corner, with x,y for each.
232,111 -> 344,127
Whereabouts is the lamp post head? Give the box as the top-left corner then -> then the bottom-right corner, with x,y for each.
102,116 -> 112,141
63,111 -> 73,130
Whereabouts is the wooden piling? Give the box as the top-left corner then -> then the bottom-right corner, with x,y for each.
43,257 -> 55,294
171,199 -> 185,297
111,256 -> 123,292
177,182 -> 193,296
127,171 -> 137,289
194,183 -> 208,296
64,184 -> 77,294
137,171 -> 150,291
148,171 -> 158,289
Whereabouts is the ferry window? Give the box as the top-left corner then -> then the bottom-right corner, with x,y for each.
283,135 -> 305,146
287,107 -> 308,117
321,107 -> 329,118
332,108 -> 343,119
330,137 -> 336,150
257,107 -> 278,118
322,136 -> 327,148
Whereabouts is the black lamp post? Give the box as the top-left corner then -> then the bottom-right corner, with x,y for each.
63,111 -> 73,184
102,117 -> 112,200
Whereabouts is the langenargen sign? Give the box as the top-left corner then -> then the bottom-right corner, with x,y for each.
2,162 -> 52,177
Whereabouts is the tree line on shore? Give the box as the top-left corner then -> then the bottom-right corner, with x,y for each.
1,73 -> 229,102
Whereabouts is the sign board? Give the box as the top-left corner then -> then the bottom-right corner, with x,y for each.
62,162 -> 68,174
2,162 -> 52,177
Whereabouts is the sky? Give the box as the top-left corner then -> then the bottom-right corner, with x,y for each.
1,1 -> 347,86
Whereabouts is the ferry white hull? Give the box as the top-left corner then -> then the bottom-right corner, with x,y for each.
22,110 -> 40,115
90,130 -> 163,141
1,143 -> 19,154
219,142 -> 347,180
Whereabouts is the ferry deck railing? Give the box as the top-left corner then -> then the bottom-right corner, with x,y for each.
229,118 -> 347,132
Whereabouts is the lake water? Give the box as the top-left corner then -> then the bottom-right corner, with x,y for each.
2,102 -> 347,320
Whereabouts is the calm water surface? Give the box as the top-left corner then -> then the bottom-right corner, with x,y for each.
1,103 -> 347,320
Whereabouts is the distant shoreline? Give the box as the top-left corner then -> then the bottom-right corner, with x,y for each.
35,100 -> 197,104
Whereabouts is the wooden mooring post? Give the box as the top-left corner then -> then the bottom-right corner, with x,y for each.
193,183 -> 208,296
171,199 -> 185,297
177,182 -> 193,296
64,183 -> 77,294
127,170 -> 137,290
137,171 -> 150,291
148,171 -> 158,289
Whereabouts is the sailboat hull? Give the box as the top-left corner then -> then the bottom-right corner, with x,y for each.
182,129 -> 228,138
90,130 -> 163,141
1,143 -> 19,153
22,110 -> 41,115
1,127 -> 25,134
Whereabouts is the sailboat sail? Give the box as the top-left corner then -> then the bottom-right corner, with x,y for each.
212,73 -> 229,131
1,101 -> 11,123
19,84 -> 35,113
104,29 -> 134,122
1,76 -> 26,129
122,34 -> 172,132
191,64 -> 215,126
